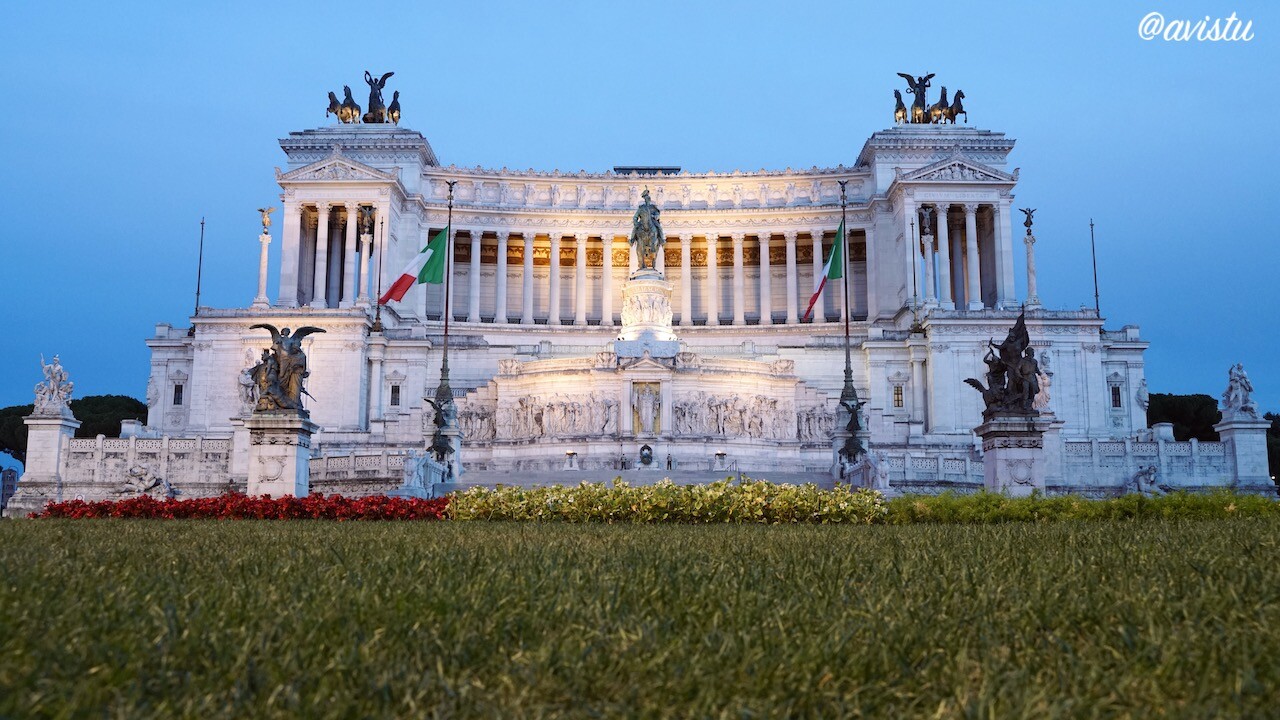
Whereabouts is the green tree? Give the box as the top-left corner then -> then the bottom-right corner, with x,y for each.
1146,393 -> 1221,441
0,404 -> 34,464
0,395 -> 146,466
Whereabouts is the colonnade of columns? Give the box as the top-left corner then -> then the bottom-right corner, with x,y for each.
905,201 -> 1013,311
432,228 -> 866,327
276,201 -> 385,309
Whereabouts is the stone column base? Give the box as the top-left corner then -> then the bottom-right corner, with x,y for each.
246,413 -> 318,498
3,413 -> 81,518
617,272 -> 679,358
975,415 -> 1052,496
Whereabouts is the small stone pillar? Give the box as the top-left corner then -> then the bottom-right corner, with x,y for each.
229,417 -> 251,493
1213,416 -> 1274,494
253,231 -> 272,308
245,413 -> 318,498
4,413 -> 81,518
975,415 -> 1053,496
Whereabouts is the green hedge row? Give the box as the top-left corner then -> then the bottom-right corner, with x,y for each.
447,479 -> 1278,524
449,479 -> 887,524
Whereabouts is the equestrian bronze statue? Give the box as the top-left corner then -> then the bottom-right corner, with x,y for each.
628,188 -> 666,272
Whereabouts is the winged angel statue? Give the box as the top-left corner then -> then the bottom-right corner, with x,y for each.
248,324 -> 326,414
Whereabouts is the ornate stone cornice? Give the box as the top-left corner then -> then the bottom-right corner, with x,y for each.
280,125 -> 439,167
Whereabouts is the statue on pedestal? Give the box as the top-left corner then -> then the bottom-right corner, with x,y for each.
964,311 -> 1041,419
248,324 -> 326,414
629,188 -> 665,272
33,355 -> 74,416
257,207 -> 275,233
1221,363 -> 1259,419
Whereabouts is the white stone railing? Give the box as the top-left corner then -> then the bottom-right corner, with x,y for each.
1058,437 -> 1231,491
61,434 -> 235,498
309,450 -> 409,481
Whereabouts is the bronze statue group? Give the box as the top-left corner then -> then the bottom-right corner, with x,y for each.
326,71 -> 401,125
895,73 -> 967,124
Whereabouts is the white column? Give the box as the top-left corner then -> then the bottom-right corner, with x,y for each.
310,205 -> 331,308
705,234 -> 719,326
910,353 -> 926,424
731,233 -> 745,325
679,234 -> 692,326
784,231 -> 798,324
467,230 -> 482,322
548,233 -> 562,325
1024,231 -> 1040,308
371,204 -> 387,310
357,230 -> 372,306
253,229 -> 271,308
964,204 -> 982,310
758,234 -> 772,325
995,203 -> 1015,308
277,201 -> 301,307
574,234 -> 588,325
629,243 -> 638,275
922,229 -> 936,307
494,231 -> 509,323
341,204 -> 358,308
810,230 -> 826,324
656,239 -> 666,273
521,232 -> 535,324
601,233 -> 614,326
937,204 -> 954,309
902,200 -> 917,310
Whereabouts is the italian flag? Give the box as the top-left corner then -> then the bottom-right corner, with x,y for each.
802,219 -> 843,321
378,226 -> 449,304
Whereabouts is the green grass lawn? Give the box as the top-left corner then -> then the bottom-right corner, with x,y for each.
2,520 -> 1278,718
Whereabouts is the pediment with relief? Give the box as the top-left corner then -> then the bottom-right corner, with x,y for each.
276,150 -> 396,183
901,156 -> 1015,184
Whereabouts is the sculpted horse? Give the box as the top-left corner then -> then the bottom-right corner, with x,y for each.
340,86 -> 361,124
387,90 -> 401,125
928,86 -> 950,124
326,91 -> 342,120
948,90 -> 967,124
893,90 -> 907,124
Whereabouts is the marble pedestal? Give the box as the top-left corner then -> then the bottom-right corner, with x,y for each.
616,271 -> 679,359
975,415 -> 1052,496
1213,416 -> 1275,494
3,412 -> 81,518
246,413 -> 318,498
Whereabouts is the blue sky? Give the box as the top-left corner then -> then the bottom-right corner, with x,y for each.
0,0 -> 1276,416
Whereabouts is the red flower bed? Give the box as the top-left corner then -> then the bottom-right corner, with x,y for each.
30,493 -> 450,521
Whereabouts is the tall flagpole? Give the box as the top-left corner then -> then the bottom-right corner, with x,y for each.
188,217 -> 205,337
430,181 -> 459,465
1089,218 -> 1101,319
837,180 -> 864,463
